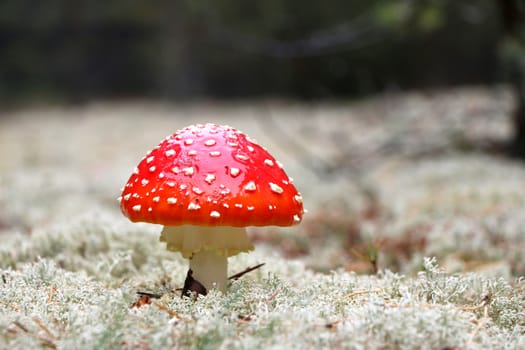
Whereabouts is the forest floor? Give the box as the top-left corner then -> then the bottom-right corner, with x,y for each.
1,85 -> 524,349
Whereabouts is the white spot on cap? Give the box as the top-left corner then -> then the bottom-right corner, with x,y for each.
117,196 -> 122,202
244,181 -> 256,191
158,172 -> 165,179
192,187 -> 203,195
230,168 -> 240,177
152,196 -> 160,202
264,159 -> 274,167
149,166 -> 156,172
146,156 -> 155,164
236,154 -> 249,161
141,178 -> 149,186
210,211 -> 220,218
223,203 -> 229,208
188,202 -> 201,210
179,184 -> 188,190
269,182 -> 283,194
148,207 -> 152,212
132,205 -> 141,212
205,174 -> 216,184
165,149 -> 176,157
123,194 -> 131,201
188,150 -> 197,156
171,167 -> 180,174
167,197 -> 177,204
235,203 -> 243,208
184,139 -> 193,145
209,151 -> 221,157
183,167 -> 194,176
204,139 -> 216,146
294,194 -> 303,204
247,145 -> 254,152
133,167 -> 139,175
276,161 -> 284,168
247,206 -> 255,211
227,142 -> 239,147
293,215 -> 301,223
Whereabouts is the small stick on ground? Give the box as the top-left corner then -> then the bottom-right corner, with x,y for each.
47,286 -> 57,304
228,263 -> 265,280
346,289 -> 383,298
137,291 -> 163,299
131,292 -> 162,308
460,294 -> 491,312
11,320 -> 57,349
12,321 -> 29,333
465,295 -> 491,348
32,317 -> 56,340
153,301 -> 191,322
238,289 -> 280,323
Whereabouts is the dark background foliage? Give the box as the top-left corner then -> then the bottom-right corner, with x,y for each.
0,0 -> 509,103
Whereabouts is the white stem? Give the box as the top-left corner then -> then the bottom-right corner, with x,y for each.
190,250 -> 227,293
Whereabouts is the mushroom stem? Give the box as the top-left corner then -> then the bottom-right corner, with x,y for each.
159,225 -> 254,294
190,250 -> 228,292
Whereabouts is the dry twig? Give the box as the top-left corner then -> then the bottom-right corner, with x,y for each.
465,295 -> 491,348
238,289 -> 281,323
153,301 -> 191,322
32,317 -> 56,340
228,263 -> 265,280
346,289 -> 383,298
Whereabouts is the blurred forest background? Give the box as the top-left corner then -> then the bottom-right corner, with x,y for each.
1,0 -> 525,152
0,0 -> 520,100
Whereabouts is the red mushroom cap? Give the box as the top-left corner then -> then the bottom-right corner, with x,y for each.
120,123 -> 304,227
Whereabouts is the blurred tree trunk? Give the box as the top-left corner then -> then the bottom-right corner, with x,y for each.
500,0 -> 525,157
157,1 -> 203,99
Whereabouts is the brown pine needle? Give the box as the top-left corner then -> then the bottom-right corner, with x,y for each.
346,289 -> 382,298
12,321 -> 29,333
228,263 -> 265,280
47,287 -> 57,304
153,301 -> 191,322
238,289 -> 281,323
465,303 -> 489,348
32,317 -> 56,340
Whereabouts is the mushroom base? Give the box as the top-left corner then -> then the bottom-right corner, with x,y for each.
160,225 -> 254,258
160,225 -> 254,293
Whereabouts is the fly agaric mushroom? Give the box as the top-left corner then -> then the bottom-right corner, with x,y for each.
119,123 -> 304,294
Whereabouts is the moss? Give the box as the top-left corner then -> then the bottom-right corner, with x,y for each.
1,88 -> 524,348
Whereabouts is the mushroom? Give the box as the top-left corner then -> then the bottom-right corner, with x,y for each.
119,123 -> 304,294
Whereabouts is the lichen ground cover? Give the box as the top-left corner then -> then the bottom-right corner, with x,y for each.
1,87 -> 524,349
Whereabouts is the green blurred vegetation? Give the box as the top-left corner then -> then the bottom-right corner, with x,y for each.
0,0 -> 504,102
